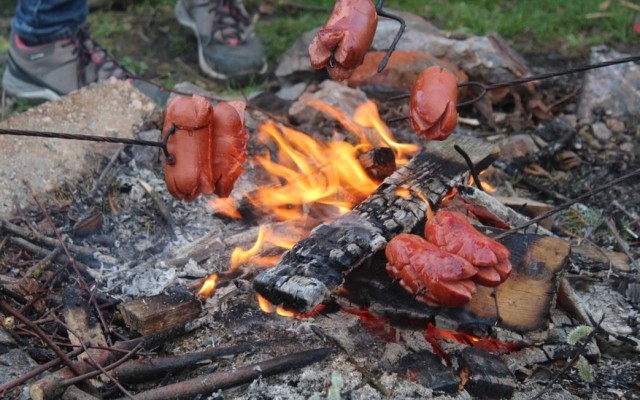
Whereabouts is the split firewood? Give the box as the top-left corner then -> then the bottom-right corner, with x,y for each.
61,288 -> 108,382
117,291 -> 201,335
341,231 -> 570,333
254,136 -> 498,312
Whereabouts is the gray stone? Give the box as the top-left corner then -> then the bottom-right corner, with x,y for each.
577,46 -> 640,124
0,81 -> 157,217
591,122 -> 613,141
132,129 -> 162,169
0,349 -> 39,388
276,10 -> 530,84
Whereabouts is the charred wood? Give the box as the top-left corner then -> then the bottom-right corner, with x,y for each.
357,147 -> 396,181
254,136 -> 499,312
29,326 -> 185,400
457,347 -> 516,399
111,342 -> 263,384
113,348 -> 332,400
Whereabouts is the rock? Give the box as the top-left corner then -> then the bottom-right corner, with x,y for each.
132,129 -> 162,169
276,10 -> 530,85
577,46 -> 640,124
0,80 -> 157,217
620,141 -> 635,153
591,122 -> 613,141
498,134 -> 540,162
288,80 -> 370,126
605,118 -> 626,134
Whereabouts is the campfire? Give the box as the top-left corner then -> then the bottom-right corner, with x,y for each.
1,5 -> 639,400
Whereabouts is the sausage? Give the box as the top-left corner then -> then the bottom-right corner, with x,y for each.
425,210 -> 512,287
162,95 -> 248,201
385,233 -> 478,307
409,66 -> 459,140
308,0 -> 378,80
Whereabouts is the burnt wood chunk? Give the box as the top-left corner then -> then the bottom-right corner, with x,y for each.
395,351 -> 459,394
358,147 -> 396,180
118,291 -> 201,335
457,347 -> 516,399
254,136 -> 499,312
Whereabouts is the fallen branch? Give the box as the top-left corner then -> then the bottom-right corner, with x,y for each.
29,326 -> 185,400
0,218 -> 101,261
0,300 -> 82,376
114,348 -> 332,400
0,347 -> 83,396
112,342 -> 264,383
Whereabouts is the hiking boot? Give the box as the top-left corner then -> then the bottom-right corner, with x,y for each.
174,0 -> 267,80
2,28 -> 132,101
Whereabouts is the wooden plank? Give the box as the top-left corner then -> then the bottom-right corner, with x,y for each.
339,232 -> 569,333
466,235 -> 570,332
254,136 -> 499,312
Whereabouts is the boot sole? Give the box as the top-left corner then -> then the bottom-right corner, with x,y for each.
2,68 -> 61,102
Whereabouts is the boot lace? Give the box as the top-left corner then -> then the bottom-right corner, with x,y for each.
209,0 -> 251,45
70,27 -> 132,88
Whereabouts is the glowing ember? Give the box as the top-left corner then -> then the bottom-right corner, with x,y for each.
197,274 -> 218,297
256,294 -> 305,318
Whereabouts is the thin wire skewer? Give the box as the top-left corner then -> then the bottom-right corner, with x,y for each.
386,54 -> 640,123
0,127 -> 176,164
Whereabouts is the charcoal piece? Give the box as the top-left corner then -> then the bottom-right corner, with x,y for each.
457,347 -> 516,399
395,351 -> 460,394
254,136 -> 498,312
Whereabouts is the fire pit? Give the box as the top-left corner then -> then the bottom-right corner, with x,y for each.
1,12 -> 640,400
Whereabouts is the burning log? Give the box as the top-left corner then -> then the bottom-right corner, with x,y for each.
117,291 -> 201,335
357,147 -> 396,180
254,136 -> 499,312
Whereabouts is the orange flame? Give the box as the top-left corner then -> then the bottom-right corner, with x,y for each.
197,274 -> 218,297
230,226 -> 271,273
206,100 -> 417,299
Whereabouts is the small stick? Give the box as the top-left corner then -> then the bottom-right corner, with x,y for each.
604,217 -> 638,269
138,179 -> 178,240
0,301 -> 82,376
8,237 -> 92,277
61,386 -> 101,400
0,218 -> 100,261
26,247 -> 63,276
24,182 -> 112,344
59,318 -> 136,400
493,167 -> 640,242
529,315 -> 604,400
90,145 -> 124,199
113,348 -> 332,400
112,342 -> 263,383
0,347 -> 84,395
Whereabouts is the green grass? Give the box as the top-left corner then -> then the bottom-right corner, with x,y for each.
249,0 -> 636,59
